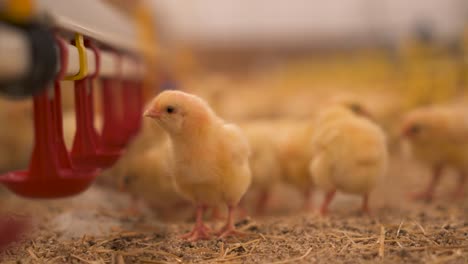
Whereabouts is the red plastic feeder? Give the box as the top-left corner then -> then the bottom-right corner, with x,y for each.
100,56 -> 143,149
0,35 -> 144,199
69,41 -> 122,169
0,36 -> 98,198
122,79 -> 143,139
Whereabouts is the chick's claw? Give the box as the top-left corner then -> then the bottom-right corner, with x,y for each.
215,205 -> 248,239
217,227 -> 248,239
181,224 -> 212,241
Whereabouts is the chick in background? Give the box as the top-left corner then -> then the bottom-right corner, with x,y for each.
96,117 -> 169,202
119,140 -> 189,220
310,105 -> 388,215
401,106 -> 468,201
274,119 -> 316,210
241,121 -> 282,215
144,90 -> 251,240
270,101 -> 373,212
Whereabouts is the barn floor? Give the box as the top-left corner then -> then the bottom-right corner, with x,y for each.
0,156 -> 466,264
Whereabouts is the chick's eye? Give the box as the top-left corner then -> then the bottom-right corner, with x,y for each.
351,105 -> 360,112
410,124 -> 422,134
123,175 -> 133,185
166,106 -> 175,114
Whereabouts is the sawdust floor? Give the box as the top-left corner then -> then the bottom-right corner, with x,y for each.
0,157 -> 467,264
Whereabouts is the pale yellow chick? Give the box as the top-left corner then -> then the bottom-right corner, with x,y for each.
401,106 -> 468,201
310,106 -> 388,214
96,116 -> 167,190
122,140 -> 188,219
241,121 -> 282,214
144,90 -> 251,240
274,119 -> 316,210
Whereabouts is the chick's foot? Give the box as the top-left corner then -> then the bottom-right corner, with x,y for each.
181,205 -> 212,241
181,223 -> 212,241
216,205 -> 247,239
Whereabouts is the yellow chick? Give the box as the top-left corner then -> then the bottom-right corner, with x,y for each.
121,140 -> 189,219
310,106 -> 388,215
274,119 -> 316,210
144,90 -> 251,240
96,114 -> 168,191
271,102 -> 374,211
401,106 -> 468,201
241,121 -> 282,214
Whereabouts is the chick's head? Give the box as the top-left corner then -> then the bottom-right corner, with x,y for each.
144,90 -> 216,135
401,120 -> 425,140
343,102 -> 373,119
400,109 -> 451,143
316,105 -> 355,127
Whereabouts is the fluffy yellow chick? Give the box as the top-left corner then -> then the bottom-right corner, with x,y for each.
121,140 -> 189,219
96,116 -> 167,190
144,90 -> 251,240
241,121 -> 282,214
270,101 -> 375,211
310,106 -> 388,215
401,106 -> 468,201
274,119 -> 316,210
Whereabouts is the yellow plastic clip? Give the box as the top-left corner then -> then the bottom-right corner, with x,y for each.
65,34 -> 88,81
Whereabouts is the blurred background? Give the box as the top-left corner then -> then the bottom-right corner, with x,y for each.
153,0 -> 467,47
137,0 -> 468,125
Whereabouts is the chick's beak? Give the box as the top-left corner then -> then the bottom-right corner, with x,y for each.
144,108 -> 161,119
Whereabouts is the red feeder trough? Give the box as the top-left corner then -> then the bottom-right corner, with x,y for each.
100,57 -> 143,150
0,33 -> 145,199
0,36 -> 98,198
69,40 -> 122,169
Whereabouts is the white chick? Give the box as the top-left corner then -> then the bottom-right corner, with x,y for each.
310,106 -> 388,215
144,90 -> 251,240
401,106 -> 468,201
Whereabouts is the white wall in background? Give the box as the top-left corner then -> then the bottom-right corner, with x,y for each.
151,0 -> 468,47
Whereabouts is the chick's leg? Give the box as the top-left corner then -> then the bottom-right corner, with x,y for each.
320,190 -> 336,215
217,205 -> 246,239
237,199 -> 249,219
180,205 -> 211,241
411,165 -> 443,202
